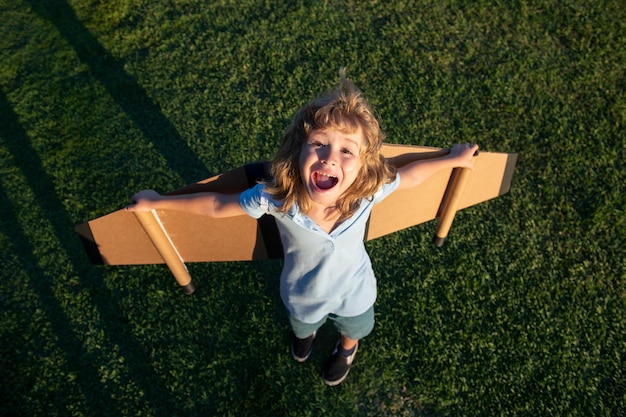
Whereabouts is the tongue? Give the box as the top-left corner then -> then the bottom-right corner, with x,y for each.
316,175 -> 337,190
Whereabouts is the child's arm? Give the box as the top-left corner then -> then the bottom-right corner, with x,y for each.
125,190 -> 246,218
397,143 -> 479,190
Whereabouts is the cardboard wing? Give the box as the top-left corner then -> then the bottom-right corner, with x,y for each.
75,144 -> 517,292
368,144 -> 518,244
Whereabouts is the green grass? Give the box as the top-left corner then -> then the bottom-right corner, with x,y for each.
1,0 -> 624,415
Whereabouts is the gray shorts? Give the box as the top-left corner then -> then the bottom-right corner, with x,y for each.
288,306 -> 375,340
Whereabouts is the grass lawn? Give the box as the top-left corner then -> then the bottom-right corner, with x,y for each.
1,0 -> 624,415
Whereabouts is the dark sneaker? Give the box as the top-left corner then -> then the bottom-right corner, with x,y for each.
291,332 -> 316,362
322,341 -> 358,386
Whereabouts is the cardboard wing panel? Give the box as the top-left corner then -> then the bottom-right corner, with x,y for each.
75,163 -> 277,265
366,148 -> 518,240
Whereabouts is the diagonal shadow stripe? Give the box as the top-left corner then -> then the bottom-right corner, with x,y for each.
27,0 -> 208,184
0,184 -> 122,415
0,88 -> 179,414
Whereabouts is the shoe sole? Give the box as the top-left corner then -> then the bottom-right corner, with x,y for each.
291,345 -> 312,362
323,370 -> 350,386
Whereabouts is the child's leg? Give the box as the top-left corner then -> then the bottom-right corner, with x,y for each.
340,335 -> 358,350
323,306 -> 375,386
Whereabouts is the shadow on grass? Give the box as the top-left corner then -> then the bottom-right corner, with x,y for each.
27,0 -> 208,184
0,89 -> 179,414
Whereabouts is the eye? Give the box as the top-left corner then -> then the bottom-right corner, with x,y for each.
341,148 -> 353,155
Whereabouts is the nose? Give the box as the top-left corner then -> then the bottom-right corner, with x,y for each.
319,146 -> 337,165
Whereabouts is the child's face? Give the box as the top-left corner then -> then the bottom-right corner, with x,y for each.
299,126 -> 364,209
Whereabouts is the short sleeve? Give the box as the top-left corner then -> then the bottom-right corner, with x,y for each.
372,174 -> 401,204
239,184 -> 275,219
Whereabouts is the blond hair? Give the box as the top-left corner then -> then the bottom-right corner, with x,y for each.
266,70 -> 396,221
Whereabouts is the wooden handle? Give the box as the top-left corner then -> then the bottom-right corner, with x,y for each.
433,166 -> 474,247
134,210 -> 196,294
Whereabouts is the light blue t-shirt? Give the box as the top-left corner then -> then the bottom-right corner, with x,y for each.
239,175 -> 401,323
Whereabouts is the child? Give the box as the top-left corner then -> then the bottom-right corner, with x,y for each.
126,71 -> 478,386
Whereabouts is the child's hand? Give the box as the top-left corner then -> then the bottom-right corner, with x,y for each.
125,190 -> 161,211
450,142 -> 479,170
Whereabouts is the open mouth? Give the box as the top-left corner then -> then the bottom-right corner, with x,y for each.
313,172 -> 338,190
